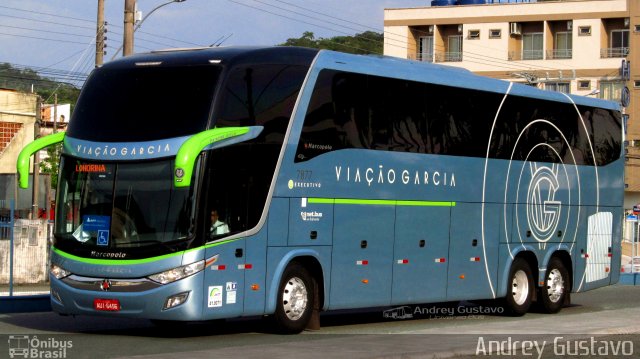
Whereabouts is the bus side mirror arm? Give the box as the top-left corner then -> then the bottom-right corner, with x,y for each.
16,131 -> 66,189
173,126 -> 263,188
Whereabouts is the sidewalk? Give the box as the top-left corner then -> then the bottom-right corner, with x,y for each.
0,283 -> 50,296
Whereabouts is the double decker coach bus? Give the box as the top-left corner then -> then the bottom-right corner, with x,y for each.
18,46 -> 623,333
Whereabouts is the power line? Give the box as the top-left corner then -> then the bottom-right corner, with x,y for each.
0,4 -> 94,24
0,13 -> 95,31
0,24 -> 92,39
0,31 -> 89,45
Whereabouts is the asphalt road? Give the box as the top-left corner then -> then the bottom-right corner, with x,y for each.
0,284 -> 638,359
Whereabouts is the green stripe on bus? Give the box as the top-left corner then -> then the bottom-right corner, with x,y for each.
52,238 -> 241,266
307,198 -> 456,207
174,127 -> 251,188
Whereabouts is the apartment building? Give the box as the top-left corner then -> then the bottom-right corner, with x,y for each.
384,0 -> 639,208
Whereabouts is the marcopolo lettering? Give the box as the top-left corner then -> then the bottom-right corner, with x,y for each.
90,251 -> 127,259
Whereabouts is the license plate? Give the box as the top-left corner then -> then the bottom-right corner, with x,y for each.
94,298 -> 120,311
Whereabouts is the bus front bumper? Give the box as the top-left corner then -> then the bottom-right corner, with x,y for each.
49,272 -> 205,321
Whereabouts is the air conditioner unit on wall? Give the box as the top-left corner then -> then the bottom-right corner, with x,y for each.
510,22 -> 522,36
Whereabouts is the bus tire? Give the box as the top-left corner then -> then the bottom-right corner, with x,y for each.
274,263 -> 315,334
539,257 -> 568,314
503,258 -> 533,316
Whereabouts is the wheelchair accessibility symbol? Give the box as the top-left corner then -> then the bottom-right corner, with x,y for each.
97,230 -> 109,246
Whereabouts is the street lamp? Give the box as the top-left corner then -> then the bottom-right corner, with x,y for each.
135,0 -> 186,33
114,0 -> 186,59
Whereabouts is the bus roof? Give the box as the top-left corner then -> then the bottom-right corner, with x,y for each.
104,46 -> 319,70
106,46 -> 618,112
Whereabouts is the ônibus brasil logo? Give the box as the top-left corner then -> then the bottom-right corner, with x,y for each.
8,335 -> 73,358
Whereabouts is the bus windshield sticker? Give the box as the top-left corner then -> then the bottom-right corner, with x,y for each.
82,215 -> 111,232
78,215 -> 111,244
97,230 -> 110,246
72,224 -> 90,243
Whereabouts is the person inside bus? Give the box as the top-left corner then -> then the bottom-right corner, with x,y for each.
209,209 -> 230,237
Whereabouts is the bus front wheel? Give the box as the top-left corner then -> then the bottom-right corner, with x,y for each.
538,257 -> 568,314
274,263 -> 315,334
503,258 -> 534,316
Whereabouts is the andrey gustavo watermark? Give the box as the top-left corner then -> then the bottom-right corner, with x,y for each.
383,304 -> 504,320
475,336 -> 635,358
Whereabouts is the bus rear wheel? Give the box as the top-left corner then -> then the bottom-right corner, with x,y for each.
539,257 -> 568,314
274,263 -> 315,334
503,258 -> 534,316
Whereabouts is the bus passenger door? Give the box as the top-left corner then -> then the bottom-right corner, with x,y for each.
329,204 -> 394,309
447,202 -> 500,301
203,241 -> 245,319
392,206 -> 450,305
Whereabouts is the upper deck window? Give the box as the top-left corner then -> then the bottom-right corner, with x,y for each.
68,65 -> 221,142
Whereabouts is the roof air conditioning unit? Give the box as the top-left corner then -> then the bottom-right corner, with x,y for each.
510,22 -> 522,36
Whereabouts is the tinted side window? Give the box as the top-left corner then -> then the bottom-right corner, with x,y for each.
296,70 -> 620,166
296,69 -> 501,162
579,106 -> 622,166
205,64 -> 309,239
492,97 -> 621,166
215,64 -> 309,144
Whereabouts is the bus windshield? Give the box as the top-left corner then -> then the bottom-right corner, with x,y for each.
54,156 -> 197,255
68,65 -> 221,142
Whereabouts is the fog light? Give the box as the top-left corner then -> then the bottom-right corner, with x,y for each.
163,291 -> 189,310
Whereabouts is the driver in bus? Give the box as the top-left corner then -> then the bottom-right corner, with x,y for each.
209,209 -> 230,237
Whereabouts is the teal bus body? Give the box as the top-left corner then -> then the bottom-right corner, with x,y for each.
24,47 -> 622,332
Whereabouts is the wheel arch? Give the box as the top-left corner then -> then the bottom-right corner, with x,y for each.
265,250 -> 327,314
500,248 -> 539,301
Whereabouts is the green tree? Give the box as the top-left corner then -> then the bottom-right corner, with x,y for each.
279,31 -> 384,55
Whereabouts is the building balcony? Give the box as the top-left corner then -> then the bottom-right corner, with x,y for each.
546,49 -> 572,59
435,52 -> 463,62
414,53 -> 434,63
601,47 -> 629,58
508,50 -> 544,61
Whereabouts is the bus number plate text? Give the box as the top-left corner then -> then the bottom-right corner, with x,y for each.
94,298 -> 120,311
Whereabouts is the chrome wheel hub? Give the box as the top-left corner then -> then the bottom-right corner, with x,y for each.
282,277 -> 308,321
546,268 -> 564,303
511,270 -> 529,305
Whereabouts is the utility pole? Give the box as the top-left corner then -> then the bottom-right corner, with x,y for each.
123,0 -> 136,56
31,98 -> 42,220
96,0 -> 105,67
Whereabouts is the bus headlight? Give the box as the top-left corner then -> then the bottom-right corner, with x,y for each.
51,264 -> 72,279
147,260 -> 205,285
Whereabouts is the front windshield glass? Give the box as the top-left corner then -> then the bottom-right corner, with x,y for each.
55,156 -> 197,256
68,65 -> 220,142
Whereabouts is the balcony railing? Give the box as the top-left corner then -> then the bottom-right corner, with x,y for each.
415,53 -> 434,63
546,49 -> 572,59
509,50 -> 544,61
601,47 -> 629,58
435,52 -> 463,63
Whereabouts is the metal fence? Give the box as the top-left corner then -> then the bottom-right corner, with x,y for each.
0,200 -> 51,297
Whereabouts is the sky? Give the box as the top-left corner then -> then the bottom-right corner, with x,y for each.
0,0 -> 427,85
